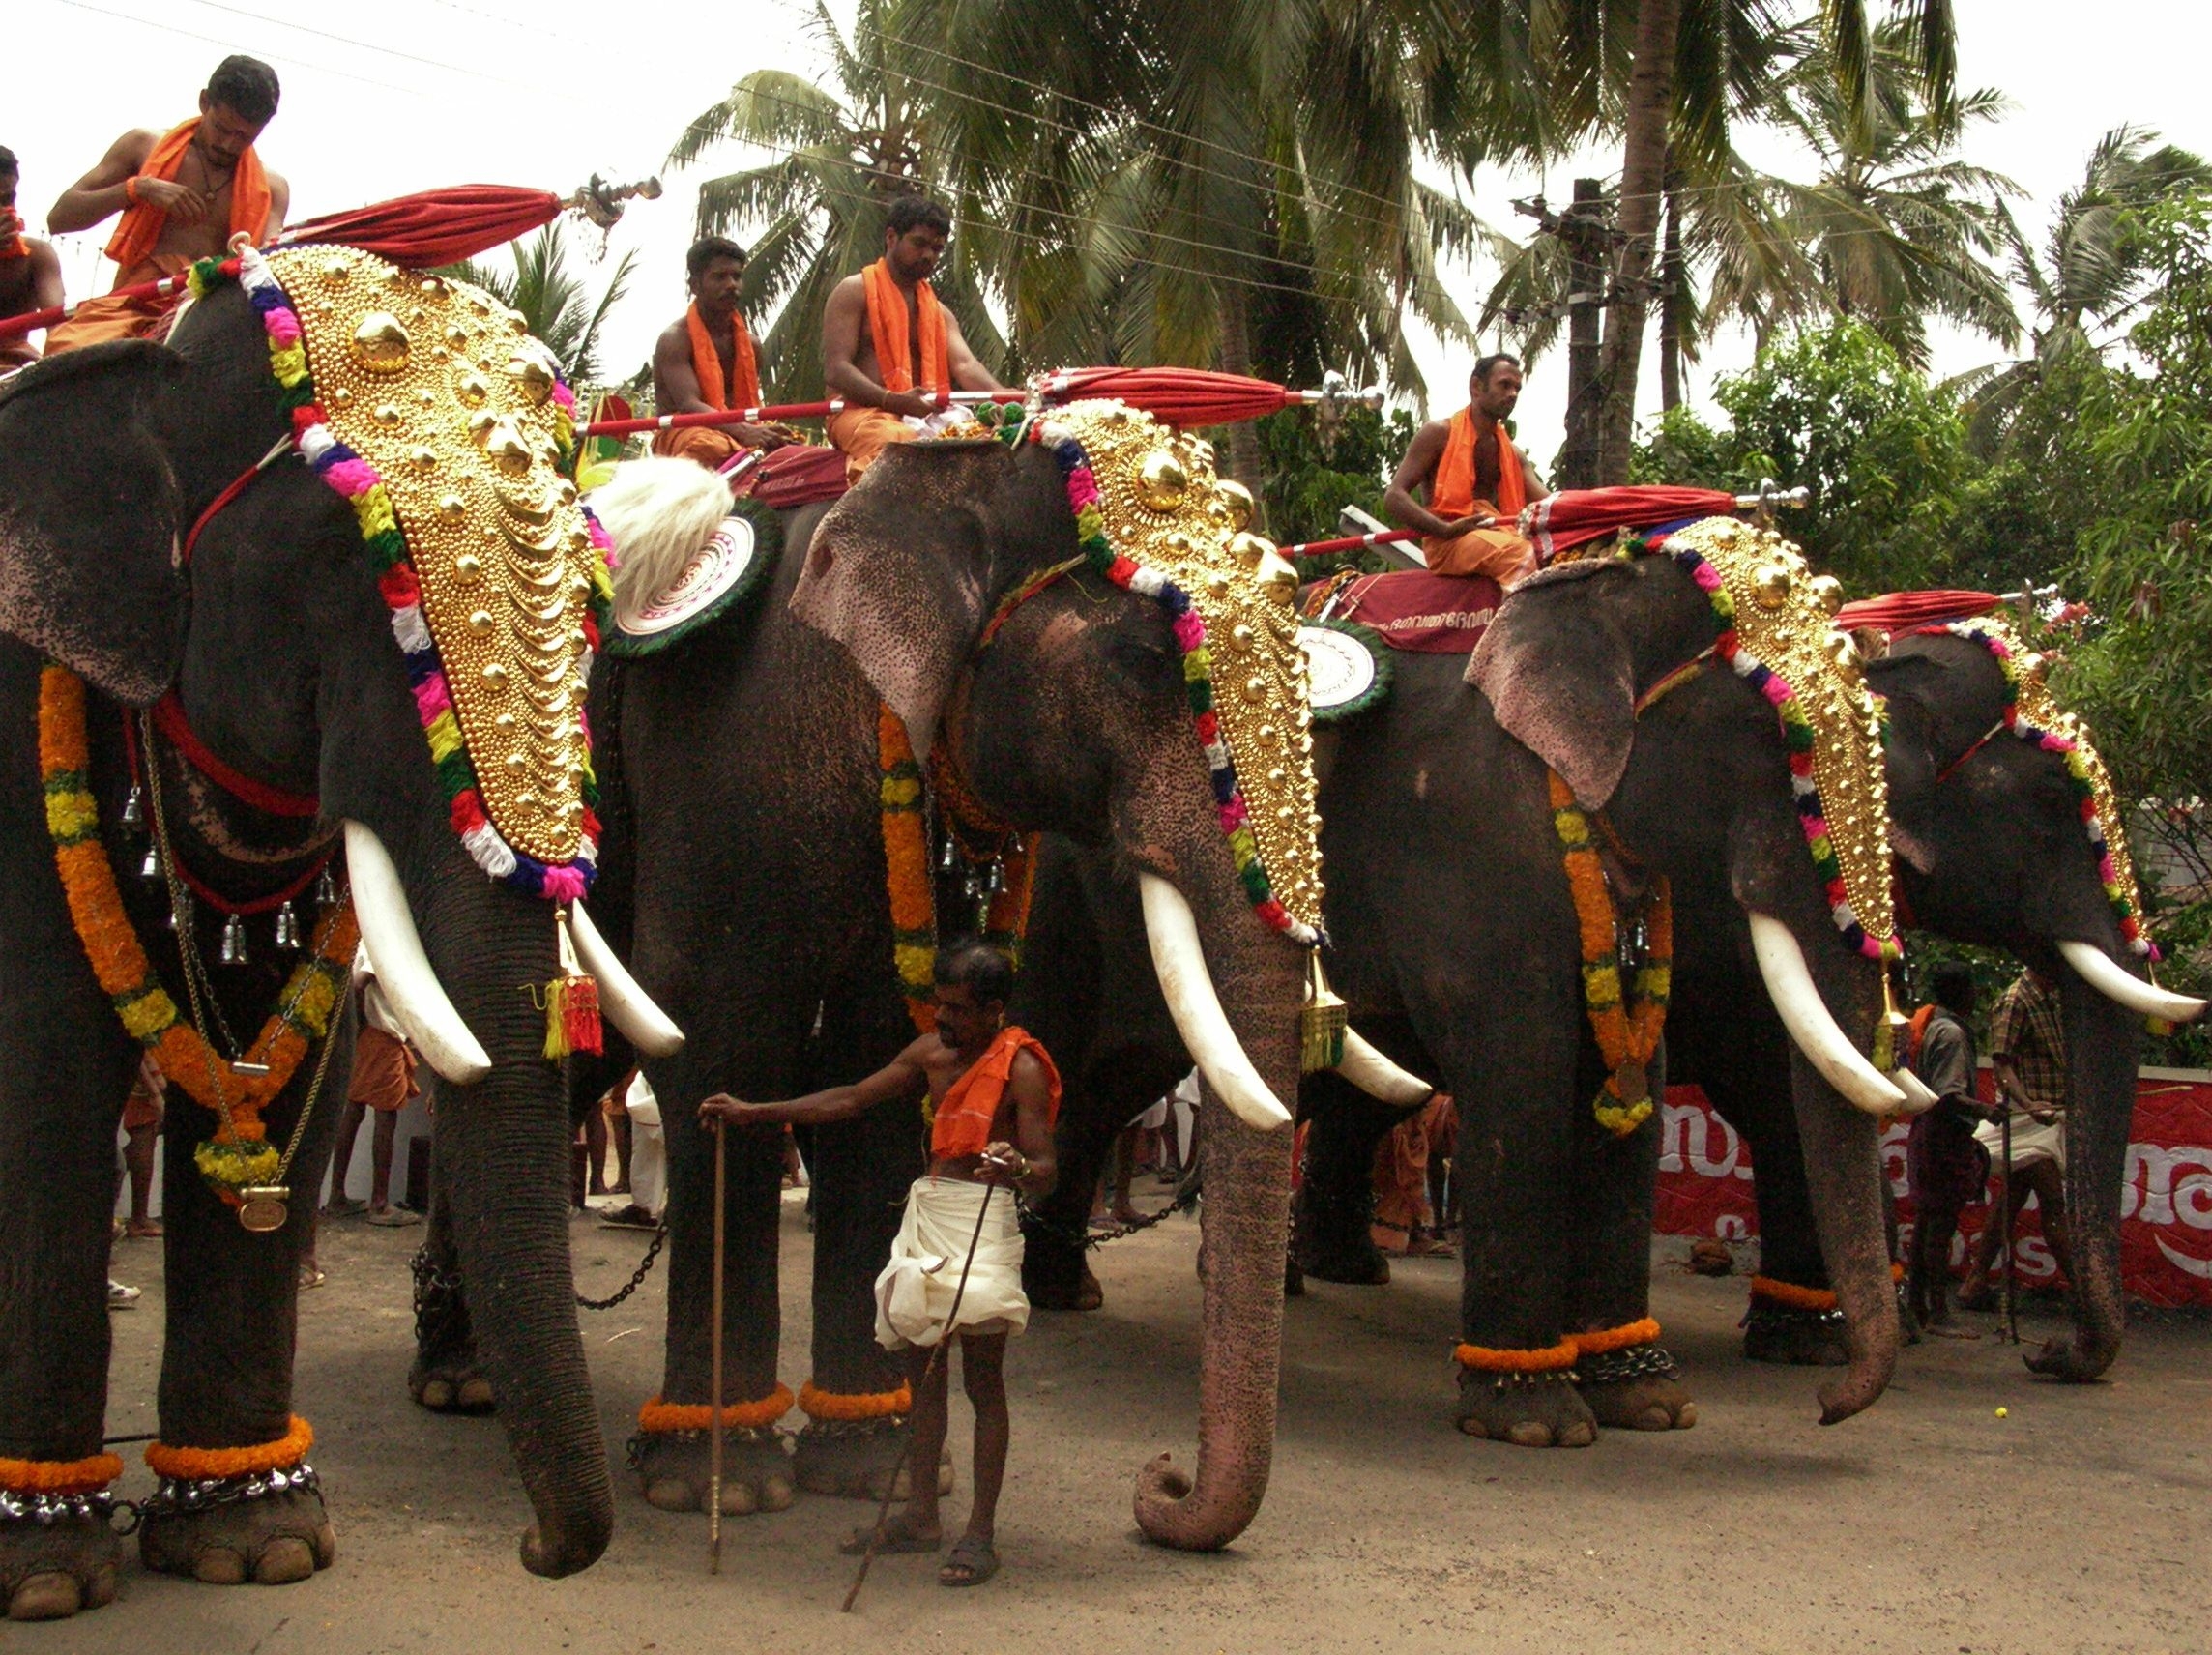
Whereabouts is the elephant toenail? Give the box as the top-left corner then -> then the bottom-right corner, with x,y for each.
1674,1403 -> 1698,1429
457,1378 -> 495,1408
643,1478 -> 698,1512
6,1570 -> 83,1621
313,1523 -> 339,1566
419,1380 -> 453,1408
718,1481 -> 757,1516
193,1547 -> 248,1585
1557,1421 -> 1597,1447
1506,1422 -> 1554,1447
759,1476 -> 795,1512
252,1537 -> 317,1584
84,1563 -> 120,1609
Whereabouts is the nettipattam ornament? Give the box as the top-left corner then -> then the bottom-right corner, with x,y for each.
1031,402 -> 1326,944
1661,517 -> 1900,965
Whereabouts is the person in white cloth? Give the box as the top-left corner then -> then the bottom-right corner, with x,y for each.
700,942 -> 1058,1587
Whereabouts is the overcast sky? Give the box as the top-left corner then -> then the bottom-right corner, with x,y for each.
14,0 -> 2203,472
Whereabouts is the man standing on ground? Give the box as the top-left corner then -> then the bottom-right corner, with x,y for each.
0,147 -> 66,367
821,196 -> 1007,483
1384,354 -> 1548,585
701,941 -> 1057,1588
1906,961 -> 1994,1336
325,956 -> 422,1227
651,235 -> 791,468
44,57 -> 287,353
1963,964 -> 2076,1305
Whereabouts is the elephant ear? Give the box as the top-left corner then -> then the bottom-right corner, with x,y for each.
1865,650 -> 1962,875
0,341 -> 189,706
790,437 -> 1020,757
1466,560 -> 1638,809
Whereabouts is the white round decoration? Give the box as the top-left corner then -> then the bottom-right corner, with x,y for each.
617,515 -> 758,637
1297,624 -> 1377,715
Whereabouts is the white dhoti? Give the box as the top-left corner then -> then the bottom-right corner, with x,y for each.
873,1176 -> 1029,1350
1975,1114 -> 2066,1176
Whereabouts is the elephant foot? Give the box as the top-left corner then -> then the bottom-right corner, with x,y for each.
2023,1337 -> 2113,1382
1577,1342 -> 1694,1430
1,1507 -> 122,1621
1455,1372 -> 1597,1447
1026,1257 -> 1104,1314
1299,1243 -> 1390,1287
630,1428 -> 795,1516
1285,1255 -> 1305,1297
1741,1303 -> 1850,1367
792,1419 -> 953,1501
138,1477 -> 335,1586
408,1351 -> 496,1413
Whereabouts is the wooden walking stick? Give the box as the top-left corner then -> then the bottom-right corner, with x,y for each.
709,1114 -> 727,1573
1997,1107 -> 2019,1345
841,1176 -> 999,1613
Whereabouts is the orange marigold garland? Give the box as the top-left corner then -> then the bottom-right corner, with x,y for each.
146,1414 -> 313,1479
879,706 -> 937,1035
636,1384 -> 794,1434
1749,1275 -> 1839,1313
1549,769 -> 1671,1137
798,1380 -> 912,1422
1574,1317 -> 1661,1356
40,664 -> 359,1202
0,1452 -> 124,1495
1453,1338 -> 1579,1375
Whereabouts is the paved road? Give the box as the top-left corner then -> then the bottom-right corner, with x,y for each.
59,1192 -> 2208,1654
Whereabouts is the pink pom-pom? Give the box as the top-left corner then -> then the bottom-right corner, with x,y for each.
1219,796 -> 1248,830
1761,676 -> 1793,706
412,672 -> 453,721
1171,611 -> 1206,651
264,307 -> 303,346
323,458 -> 381,497
541,865 -> 587,903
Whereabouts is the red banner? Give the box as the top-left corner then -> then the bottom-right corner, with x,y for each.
1655,1068 -> 2212,1309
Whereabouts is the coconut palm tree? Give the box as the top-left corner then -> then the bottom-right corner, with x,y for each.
445,225 -> 637,394
1958,126 -> 2212,452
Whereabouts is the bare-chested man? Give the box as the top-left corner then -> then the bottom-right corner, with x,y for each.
700,942 -> 1057,1588
0,148 -> 67,368
1384,354 -> 1549,586
651,235 -> 791,468
44,56 -> 289,353
821,195 -> 1007,483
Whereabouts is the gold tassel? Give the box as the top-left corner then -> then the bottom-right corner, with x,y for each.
1873,969 -> 1908,1074
1299,950 -> 1347,1074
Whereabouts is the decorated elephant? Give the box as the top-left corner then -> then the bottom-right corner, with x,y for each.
1022,520 -> 1918,1446
0,244 -> 687,1619
1668,617 -> 2202,1375
491,405 -> 1425,1553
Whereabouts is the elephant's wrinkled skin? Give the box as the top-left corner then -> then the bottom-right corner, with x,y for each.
1024,554 -> 1904,1442
558,440 -> 1305,1550
0,293 -> 625,1615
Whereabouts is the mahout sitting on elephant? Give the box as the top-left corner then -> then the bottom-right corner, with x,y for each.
499,406 -> 1425,1552
1022,519 -> 1918,1447
0,243 -> 688,1617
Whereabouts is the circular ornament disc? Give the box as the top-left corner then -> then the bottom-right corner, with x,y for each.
1297,624 -> 1378,714
618,516 -> 757,638
238,1194 -> 289,1234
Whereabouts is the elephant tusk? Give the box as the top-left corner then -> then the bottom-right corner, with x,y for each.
1137,872 -> 1294,1132
568,901 -> 684,1057
1746,911 -> 1905,1117
2057,940 -> 2207,1025
1893,1064 -> 1939,1117
343,821 -> 494,1085
1334,1029 -> 1435,1107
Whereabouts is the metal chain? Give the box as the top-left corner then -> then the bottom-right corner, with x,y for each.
269,995 -> 342,1187
1019,1171 -> 1200,1253
411,1244 -> 466,1353
575,1222 -> 668,1310
1577,1343 -> 1682,1385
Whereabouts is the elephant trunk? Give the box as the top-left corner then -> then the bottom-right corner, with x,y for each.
1127,842 -> 1302,1551
1785,1048 -> 1901,1422
409,846 -> 612,1576
2031,973 -> 2140,1380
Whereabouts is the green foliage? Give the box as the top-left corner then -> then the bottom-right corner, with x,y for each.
441,226 -> 636,395
1253,405 -> 1417,546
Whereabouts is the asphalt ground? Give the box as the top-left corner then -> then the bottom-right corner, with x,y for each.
44,1188 -> 2208,1655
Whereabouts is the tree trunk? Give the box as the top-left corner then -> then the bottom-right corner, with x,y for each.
1594,0 -> 1683,484
1557,178 -> 1606,490
1658,166 -> 1686,414
1215,289 -> 1265,516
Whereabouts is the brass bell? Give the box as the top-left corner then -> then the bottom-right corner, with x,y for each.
315,867 -> 339,909
219,913 -> 248,966
1808,573 -> 1846,617
1216,479 -> 1256,533
139,843 -> 161,880
121,785 -> 145,831
1137,450 -> 1190,511
938,836 -> 959,873
274,900 -> 301,950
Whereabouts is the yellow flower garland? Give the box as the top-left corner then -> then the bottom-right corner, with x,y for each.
39,665 -> 358,1188
1549,770 -> 1672,1137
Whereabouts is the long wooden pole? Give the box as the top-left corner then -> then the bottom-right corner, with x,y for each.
708,1115 -> 727,1573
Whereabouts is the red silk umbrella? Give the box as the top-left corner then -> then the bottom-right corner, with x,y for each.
1033,366 -> 1368,427
1834,590 -> 2002,634
274,185 -> 568,267
1523,486 -> 1744,560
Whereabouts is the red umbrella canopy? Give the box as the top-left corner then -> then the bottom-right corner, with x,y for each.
1525,485 -> 1743,559
1833,590 -> 2002,634
1036,366 -> 1302,427
276,186 -> 567,268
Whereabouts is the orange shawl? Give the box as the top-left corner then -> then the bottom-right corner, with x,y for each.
861,257 -> 950,396
931,1026 -> 1061,1159
684,300 -> 761,412
1431,407 -> 1528,522
106,119 -> 271,276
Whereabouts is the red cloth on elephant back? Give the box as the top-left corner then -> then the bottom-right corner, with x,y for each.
731,443 -> 849,510
1331,570 -> 1502,653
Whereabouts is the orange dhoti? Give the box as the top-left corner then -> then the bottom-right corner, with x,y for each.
44,255 -> 192,355
652,425 -> 751,467
827,405 -> 918,484
1423,521 -> 1536,585
1371,1091 -> 1457,1250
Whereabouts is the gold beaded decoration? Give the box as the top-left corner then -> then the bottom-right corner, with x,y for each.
272,246 -> 592,865
1051,401 -> 1325,937
1668,517 -> 1898,953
